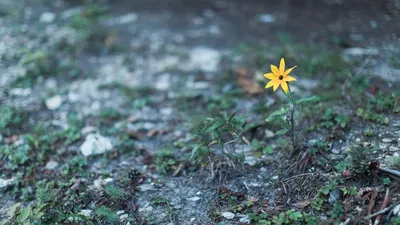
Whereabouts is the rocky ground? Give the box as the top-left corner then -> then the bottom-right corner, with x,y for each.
0,0 -> 400,224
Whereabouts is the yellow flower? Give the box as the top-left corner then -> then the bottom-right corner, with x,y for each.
264,58 -> 297,94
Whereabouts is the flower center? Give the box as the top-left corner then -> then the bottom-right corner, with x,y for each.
279,75 -> 283,80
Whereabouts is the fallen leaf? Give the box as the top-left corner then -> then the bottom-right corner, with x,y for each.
235,68 -> 263,95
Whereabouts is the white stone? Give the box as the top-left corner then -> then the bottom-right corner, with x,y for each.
45,95 -> 63,110
393,204 -> 400,217
93,177 -> 113,190
0,178 -> 15,190
9,88 -> 31,97
39,12 -> 56,23
80,134 -> 113,156
342,48 -> 379,57
45,160 -> 59,170
382,138 -> 392,143
116,210 -> 125,215
137,184 -> 156,191
104,13 -> 138,25
239,215 -> 251,224
81,126 -> 97,136
61,7 -> 82,19
187,47 -> 221,72
79,209 -> 92,217
222,212 -> 235,219
258,14 -> 275,23
155,74 -> 171,90
120,214 -> 128,220
187,196 -> 201,202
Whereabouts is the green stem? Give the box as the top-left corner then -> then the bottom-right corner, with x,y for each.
287,86 -> 296,151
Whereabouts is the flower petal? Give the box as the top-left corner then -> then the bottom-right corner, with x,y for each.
264,73 -> 276,79
281,81 -> 289,94
283,75 -> 296,82
273,81 -> 280,91
284,66 -> 297,76
271,65 -> 279,75
279,58 -> 285,74
265,80 -> 274,89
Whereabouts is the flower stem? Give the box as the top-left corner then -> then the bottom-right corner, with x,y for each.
287,86 -> 296,151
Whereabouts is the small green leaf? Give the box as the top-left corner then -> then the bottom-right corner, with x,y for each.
266,108 -> 287,122
275,129 -> 289,135
17,206 -> 31,223
296,96 -> 320,104
7,203 -> 21,217
263,146 -> 273,154
203,119 -> 225,133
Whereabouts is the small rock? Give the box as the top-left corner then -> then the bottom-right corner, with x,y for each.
389,146 -> 399,152
81,126 -> 97,136
265,129 -> 274,138
80,134 -> 113,156
61,7 -> 82,19
79,209 -> 92,217
39,12 -> 56,23
258,14 -> 275,23
45,95 -> 63,110
222,212 -> 235,220
382,138 -> 392,143
120,213 -> 129,220
116,210 -> 125,216
93,177 -> 114,190
45,160 -> 59,170
137,184 -> 156,191
155,74 -> 171,90
271,175 -> 278,180
9,88 -> 32,97
187,196 -> 201,202
0,178 -> 15,191
104,13 -> 138,25
239,215 -> 251,224
342,48 -> 378,57
331,148 -> 341,154
393,204 -> 400,217
187,47 -> 221,72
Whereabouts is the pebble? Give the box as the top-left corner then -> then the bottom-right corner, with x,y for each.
81,126 -> 97,136
187,196 -> 201,202
187,47 -> 221,72
45,160 -> 59,170
239,215 -> 251,224
80,134 -> 113,156
137,184 -> 156,191
265,129 -> 274,138
382,138 -> 392,143
39,12 -> 56,23
103,13 -> 138,25
155,74 -> 171,90
79,209 -> 92,217
222,212 -> 235,219
45,95 -> 63,110
393,204 -> 400,217
9,88 -> 32,97
258,14 -> 276,23
0,178 -> 15,191
93,177 -> 114,190
389,146 -> 399,152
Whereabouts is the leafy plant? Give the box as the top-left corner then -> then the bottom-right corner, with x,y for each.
190,112 -> 245,164
0,106 -> 25,135
95,206 -> 119,224
104,184 -> 126,200
156,149 -> 176,175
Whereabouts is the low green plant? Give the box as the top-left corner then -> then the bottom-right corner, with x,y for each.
95,206 -> 119,224
190,112 -> 245,164
156,149 -> 176,175
104,184 -> 126,200
0,106 -> 25,135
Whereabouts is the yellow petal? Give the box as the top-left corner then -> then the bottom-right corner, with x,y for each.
264,73 -> 276,79
283,75 -> 296,82
279,58 -> 285,74
271,65 -> 279,75
284,66 -> 297,76
273,82 -> 280,91
281,81 -> 289,94
265,80 -> 274,89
